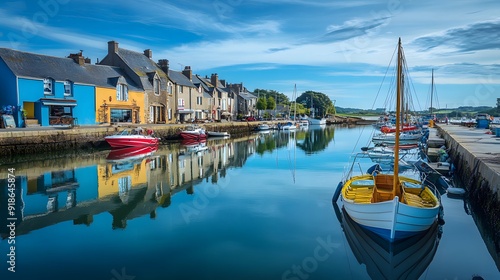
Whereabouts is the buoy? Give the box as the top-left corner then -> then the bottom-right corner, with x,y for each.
447,187 -> 466,196
332,181 -> 343,202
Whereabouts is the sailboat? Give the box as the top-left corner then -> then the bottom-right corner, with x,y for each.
337,38 -> 440,242
308,92 -> 326,125
282,84 -> 297,130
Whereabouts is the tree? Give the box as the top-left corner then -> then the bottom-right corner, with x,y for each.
253,89 -> 290,105
256,97 -> 267,116
296,91 -> 333,117
267,96 -> 276,110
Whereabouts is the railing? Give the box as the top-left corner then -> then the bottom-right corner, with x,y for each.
49,116 -> 77,127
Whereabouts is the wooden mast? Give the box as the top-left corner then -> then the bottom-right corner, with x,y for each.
393,38 -> 402,191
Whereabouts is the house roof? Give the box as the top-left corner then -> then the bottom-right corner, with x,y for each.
0,48 -> 141,91
168,70 -> 195,88
114,48 -> 167,90
239,92 -> 257,101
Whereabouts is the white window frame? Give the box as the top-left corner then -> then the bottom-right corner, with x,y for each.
197,96 -> 202,105
116,83 -> 128,101
64,80 -> 72,96
44,78 -> 53,95
167,82 -> 173,95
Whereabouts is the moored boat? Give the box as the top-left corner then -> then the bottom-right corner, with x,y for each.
206,131 -> 230,137
338,38 -> 441,242
105,128 -> 160,148
179,125 -> 207,140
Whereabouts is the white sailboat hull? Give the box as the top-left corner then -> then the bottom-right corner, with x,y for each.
343,197 -> 439,240
308,118 -> 326,125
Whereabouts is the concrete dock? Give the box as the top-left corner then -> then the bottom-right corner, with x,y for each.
436,124 -> 500,195
435,123 -> 499,268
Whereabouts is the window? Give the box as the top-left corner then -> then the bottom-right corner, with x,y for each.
197,96 -> 203,105
168,108 -> 172,120
154,77 -> 160,96
64,80 -> 72,96
167,82 -> 173,95
111,109 -> 132,123
116,84 -> 128,101
44,78 -> 53,95
178,85 -> 183,94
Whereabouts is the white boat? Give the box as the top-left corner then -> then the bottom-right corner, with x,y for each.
338,38 -> 441,242
280,121 -> 297,130
206,131 -> 230,137
308,117 -> 327,125
372,131 -> 422,145
256,123 -> 271,131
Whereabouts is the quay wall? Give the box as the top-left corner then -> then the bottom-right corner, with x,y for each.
0,122 -> 260,158
436,125 -> 500,266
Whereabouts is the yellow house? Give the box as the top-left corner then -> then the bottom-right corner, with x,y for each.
95,76 -> 145,124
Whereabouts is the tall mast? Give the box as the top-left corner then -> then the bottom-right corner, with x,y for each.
393,38 -> 402,189
430,69 -> 434,116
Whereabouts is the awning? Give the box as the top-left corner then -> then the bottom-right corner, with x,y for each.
40,98 -> 77,107
177,109 -> 194,114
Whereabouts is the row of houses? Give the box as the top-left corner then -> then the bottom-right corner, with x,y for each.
0,41 -> 259,127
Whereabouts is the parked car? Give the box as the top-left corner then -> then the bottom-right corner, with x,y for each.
244,116 -> 256,121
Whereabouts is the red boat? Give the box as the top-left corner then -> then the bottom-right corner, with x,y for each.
105,128 -> 160,148
380,124 -> 417,133
179,125 -> 207,140
106,145 -> 158,162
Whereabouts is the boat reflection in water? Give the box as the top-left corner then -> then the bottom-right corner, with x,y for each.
0,136 -> 249,238
333,202 -> 442,280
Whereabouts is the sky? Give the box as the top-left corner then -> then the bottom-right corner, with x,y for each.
0,0 -> 499,110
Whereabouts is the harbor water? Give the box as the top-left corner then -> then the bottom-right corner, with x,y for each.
1,125 -> 499,280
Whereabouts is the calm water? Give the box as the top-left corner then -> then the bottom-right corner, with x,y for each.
1,125 -> 499,280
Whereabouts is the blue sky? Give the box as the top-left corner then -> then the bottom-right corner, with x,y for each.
1,0 -> 499,109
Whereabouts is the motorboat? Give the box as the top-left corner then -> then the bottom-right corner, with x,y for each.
206,131 -> 230,137
179,125 -> 207,140
256,123 -> 271,131
105,128 -> 159,148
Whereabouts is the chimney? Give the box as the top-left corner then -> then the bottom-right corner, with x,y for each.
211,73 -> 219,87
158,59 -> 169,74
220,79 -> 226,87
144,49 -> 152,59
68,51 -> 85,66
182,66 -> 192,81
108,41 -> 118,54
84,57 -> 91,64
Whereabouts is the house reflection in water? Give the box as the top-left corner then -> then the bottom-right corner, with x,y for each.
0,137 -> 255,238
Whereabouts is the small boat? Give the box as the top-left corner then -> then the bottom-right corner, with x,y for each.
280,121 -> 297,130
105,128 -> 160,148
179,125 -> 207,140
372,131 -> 423,145
338,38 -> 441,242
106,145 -> 158,163
308,117 -> 327,125
256,123 -> 271,131
206,131 -> 230,137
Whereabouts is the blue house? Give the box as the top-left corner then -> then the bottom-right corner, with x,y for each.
0,48 -> 141,127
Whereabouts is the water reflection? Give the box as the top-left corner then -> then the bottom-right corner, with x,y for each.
0,135 -> 264,237
333,201 -> 442,279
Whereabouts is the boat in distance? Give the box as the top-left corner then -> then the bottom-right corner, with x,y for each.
105,128 -> 160,148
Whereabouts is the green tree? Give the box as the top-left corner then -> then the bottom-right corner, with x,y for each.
256,97 -> 267,117
253,89 -> 290,105
296,91 -> 333,117
267,96 -> 276,110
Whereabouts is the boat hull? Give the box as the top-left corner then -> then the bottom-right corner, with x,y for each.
180,131 -> 207,140
105,135 -> 159,148
341,175 -> 440,241
308,118 -> 326,125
